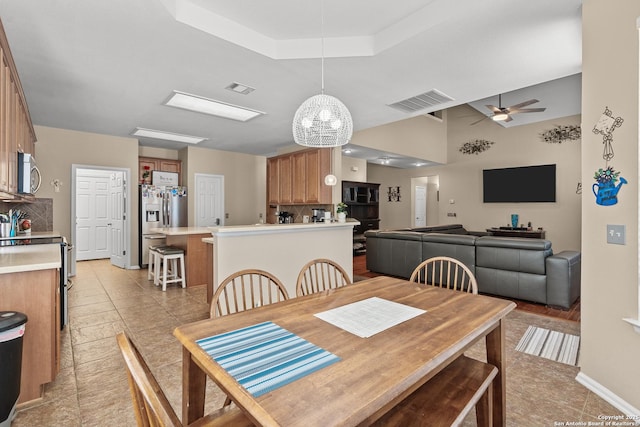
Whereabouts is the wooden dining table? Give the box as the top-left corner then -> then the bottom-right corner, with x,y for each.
173,276 -> 515,427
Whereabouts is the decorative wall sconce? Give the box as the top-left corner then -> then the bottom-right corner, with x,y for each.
540,124 -> 582,144
387,186 -> 401,202
50,179 -> 62,193
459,139 -> 495,155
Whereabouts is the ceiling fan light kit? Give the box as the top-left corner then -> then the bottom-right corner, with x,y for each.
482,94 -> 546,124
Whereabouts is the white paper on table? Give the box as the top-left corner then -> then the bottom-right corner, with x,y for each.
314,297 -> 426,338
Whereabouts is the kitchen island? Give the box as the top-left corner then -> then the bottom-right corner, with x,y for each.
204,219 -> 359,302
149,227 -> 212,287
0,244 -> 61,404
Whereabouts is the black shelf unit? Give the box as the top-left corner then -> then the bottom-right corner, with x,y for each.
342,181 -> 380,253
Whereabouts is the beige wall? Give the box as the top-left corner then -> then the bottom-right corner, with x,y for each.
138,146 -> 180,159
351,114 -> 448,164
33,126 -> 268,269
33,125 -> 140,267
183,146 -> 266,226
367,108 -> 582,252
341,156 -> 368,183
580,0 -> 640,412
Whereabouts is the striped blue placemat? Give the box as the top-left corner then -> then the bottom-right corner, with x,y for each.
196,321 -> 340,397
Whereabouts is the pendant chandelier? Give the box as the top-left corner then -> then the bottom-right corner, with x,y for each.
292,2 -> 353,148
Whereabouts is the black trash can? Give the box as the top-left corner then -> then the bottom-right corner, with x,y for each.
0,311 -> 28,427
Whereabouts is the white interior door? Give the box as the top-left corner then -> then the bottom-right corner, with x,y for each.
414,185 -> 427,227
76,169 -> 111,260
109,171 -> 126,268
195,173 -> 224,227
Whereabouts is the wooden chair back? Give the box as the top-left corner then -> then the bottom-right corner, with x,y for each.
210,269 -> 289,318
117,332 -> 253,427
116,331 -> 182,427
295,258 -> 351,297
409,256 -> 478,294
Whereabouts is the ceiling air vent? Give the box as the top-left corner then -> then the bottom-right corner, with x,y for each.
388,89 -> 454,113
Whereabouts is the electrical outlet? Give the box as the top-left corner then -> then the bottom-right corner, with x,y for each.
225,213 -> 229,219
606,224 -> 625,245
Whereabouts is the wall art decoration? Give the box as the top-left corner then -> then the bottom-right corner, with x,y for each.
591,107 -> 626,206
540,125 -> 582,144
593,106 -> 623,161
387,186 -> 401,202
593,167 -> 627,206
459,139 -> 495,155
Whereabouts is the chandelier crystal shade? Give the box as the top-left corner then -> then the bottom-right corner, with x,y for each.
293,94 -> 353,147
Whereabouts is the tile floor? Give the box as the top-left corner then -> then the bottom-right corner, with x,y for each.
11,259 -> 623,426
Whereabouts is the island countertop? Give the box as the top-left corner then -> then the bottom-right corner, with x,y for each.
207,219 -> 359,236
204,219 -> 357,301
149,227 -> 212,236
0,244 -> 61,274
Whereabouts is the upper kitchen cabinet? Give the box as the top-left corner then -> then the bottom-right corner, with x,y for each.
267,148 -> 331,205
0,18 -> 37,197
138,156 -> 182,185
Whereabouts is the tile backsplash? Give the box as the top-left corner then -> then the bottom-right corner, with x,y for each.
277,204 -> 334,223
0,198 -> 53,232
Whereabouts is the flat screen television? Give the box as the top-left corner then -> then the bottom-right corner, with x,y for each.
483,164 -> 556,203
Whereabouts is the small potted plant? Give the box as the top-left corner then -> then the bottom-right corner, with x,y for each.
336,202 -> 348,223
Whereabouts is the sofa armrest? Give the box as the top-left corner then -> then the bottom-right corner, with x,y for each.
545,251 -> 581,309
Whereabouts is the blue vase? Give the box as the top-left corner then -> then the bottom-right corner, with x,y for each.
510,214 -> 519,228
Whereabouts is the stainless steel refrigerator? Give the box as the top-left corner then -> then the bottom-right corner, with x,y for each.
138,184 -> 188,267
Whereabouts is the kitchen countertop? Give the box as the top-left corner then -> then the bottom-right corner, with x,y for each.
0,230 -> 63,241
206,219 -> 360,237
149,227 -> 212,236
0,244 -> 61,274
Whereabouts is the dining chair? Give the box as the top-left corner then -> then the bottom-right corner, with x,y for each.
409,256 -> 478,294
210,269 -> 289,318
115,332 -> 252,427
295,258 -> 351,297
388,256 -> 493,426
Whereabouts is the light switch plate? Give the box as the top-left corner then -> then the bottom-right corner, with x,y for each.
607,224 -> 625,245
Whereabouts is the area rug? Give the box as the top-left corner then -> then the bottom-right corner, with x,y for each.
515,325 -> 580,366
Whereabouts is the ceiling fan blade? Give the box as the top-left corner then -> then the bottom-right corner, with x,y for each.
485,104 -> 501,114
510,107 -> 547,114
507,99 -> 539,110
504,115 -> 513,123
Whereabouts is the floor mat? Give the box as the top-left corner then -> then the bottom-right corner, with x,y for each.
515,325 -> 580,366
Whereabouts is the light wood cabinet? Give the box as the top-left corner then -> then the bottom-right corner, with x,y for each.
278,155 -> 292,204
138,156 -> 182,185
267,157 -> 279,204
266,148 -> 331,207
0,18 -> 36,198
0,268 -> 60,404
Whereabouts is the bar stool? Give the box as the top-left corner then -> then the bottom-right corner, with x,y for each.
147,244 -> 169,283
155,246 -> 186,291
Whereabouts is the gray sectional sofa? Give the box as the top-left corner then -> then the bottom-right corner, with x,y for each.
364,224 -> 581,309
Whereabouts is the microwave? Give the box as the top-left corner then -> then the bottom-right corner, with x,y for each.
17,152 -> 35,194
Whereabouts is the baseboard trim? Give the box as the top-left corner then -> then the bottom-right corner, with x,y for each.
575,372 -> 640,422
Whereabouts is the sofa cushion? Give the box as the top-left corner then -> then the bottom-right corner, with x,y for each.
421,233 -> 477,274
410,224 -> 466,233
475,267 -> 547,304
365,231 -> 422,278
475,236 -> 552,275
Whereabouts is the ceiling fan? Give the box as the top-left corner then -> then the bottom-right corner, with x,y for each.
471,94 -> 546,125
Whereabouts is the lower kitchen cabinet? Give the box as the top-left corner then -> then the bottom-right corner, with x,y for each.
0,267 -> 60,404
